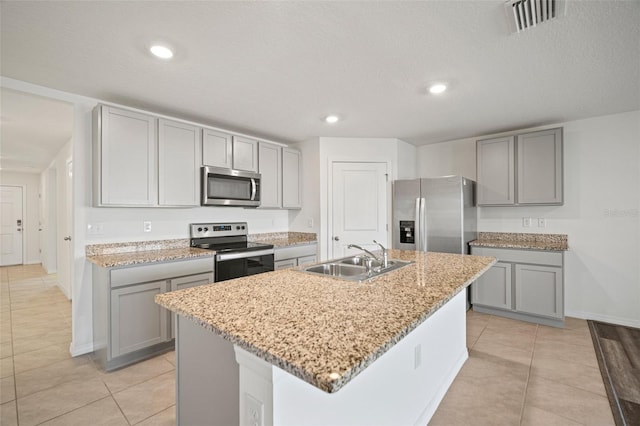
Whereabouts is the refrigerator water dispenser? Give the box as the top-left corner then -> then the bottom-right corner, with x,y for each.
399,220 -> 415,244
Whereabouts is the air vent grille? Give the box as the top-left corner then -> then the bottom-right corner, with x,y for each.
505,0 -> 567,33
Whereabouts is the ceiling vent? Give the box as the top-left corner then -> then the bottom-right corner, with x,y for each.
505,0 -> 567,33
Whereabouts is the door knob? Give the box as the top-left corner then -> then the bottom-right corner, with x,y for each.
64,236 -> 72,241
333,236 -> 340,241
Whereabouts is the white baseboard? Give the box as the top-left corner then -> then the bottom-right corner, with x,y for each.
57,282 -> 71,300
70,341 -> 93,357
565,310 -> 640,328
24,260 -> 41,265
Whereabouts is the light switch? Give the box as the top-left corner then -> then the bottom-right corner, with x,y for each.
143,221 -> 152,233
537,218 -> 546,228
522,217 -> 532,228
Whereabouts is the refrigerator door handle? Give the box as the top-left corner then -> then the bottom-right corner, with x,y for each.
415,198 -> 421,251
420,198 -> 427,252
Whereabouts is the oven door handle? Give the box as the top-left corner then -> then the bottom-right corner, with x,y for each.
250,178 -> 257,201
216,249 -> 274,262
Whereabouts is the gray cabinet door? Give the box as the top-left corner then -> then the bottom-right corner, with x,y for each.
258,142 -> 282,208
274,259 -> 297,270
232,136 -> 258,172
97,106 -> 157,206
170,272 -> 214,339
297,255 -> 317,267
471,261 -> 512,310
517,128 -> 563,205
158,119 -> 201,206
515,264 -> 563,319
476,136 -> 515,206
202,129 -> 233,168
110,280 -> 169,358
282,148 -> 302,209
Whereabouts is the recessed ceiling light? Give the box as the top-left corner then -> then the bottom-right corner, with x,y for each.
325,115 -> 340,124
429,83 -> 447,94
150,45 -> 174,59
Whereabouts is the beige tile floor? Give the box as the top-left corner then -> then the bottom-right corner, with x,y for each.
0,264 -> 615,425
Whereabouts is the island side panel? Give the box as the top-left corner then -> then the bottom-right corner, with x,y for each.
233,290 -> 468,426
176,315 -> 239,426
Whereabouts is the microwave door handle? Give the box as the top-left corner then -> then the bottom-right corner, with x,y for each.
250,179 -> 257,201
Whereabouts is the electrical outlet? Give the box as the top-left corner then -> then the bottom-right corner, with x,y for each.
245,394 -> 263,426
414,344 -> 422,369
143,221 -> 152,233
87,223 -> 104,235
537,218 -> 546,228
522,217 -> 532,228
307,218 -> 314,228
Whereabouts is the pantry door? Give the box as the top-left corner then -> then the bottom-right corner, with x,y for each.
0,186 -> 24,266
330,162 -> 388,259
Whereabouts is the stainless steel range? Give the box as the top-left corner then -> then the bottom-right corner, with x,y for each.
190,222 -> 274,282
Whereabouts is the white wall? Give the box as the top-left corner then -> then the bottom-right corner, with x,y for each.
417,110 -> 640,327
40,166 -> 57,273
0,171 -> 41,264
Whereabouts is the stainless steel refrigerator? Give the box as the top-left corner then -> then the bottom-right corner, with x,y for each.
392,176 -> 476,254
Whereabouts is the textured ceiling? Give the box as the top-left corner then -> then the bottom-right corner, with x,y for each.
1,1 -> 639,150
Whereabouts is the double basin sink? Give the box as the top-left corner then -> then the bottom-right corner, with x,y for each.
301,255 -> 413,282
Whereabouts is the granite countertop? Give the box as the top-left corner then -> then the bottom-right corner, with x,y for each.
155,249 -> 496,393
470,232 -> 569,251
86,239 -> 214,268
249,231 -> 317,248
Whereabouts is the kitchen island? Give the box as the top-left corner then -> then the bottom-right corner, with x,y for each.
155,250 -> 495,425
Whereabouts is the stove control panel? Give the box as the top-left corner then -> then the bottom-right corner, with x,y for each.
190,222 -> 248,238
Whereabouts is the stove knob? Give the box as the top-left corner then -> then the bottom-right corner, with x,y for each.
204,227 -> 209,232
236,226 -> 241,230
241,225 -> 246,230
197,227 -> 203,232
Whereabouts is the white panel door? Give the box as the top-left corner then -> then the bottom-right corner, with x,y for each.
331,162 -> 388,259
0,186 -> 24,266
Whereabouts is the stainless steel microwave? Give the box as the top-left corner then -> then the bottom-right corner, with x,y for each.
201,166 -> 261,207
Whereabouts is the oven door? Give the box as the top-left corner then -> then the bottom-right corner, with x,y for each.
202,166 -> 261,207
215,249 -> 274,282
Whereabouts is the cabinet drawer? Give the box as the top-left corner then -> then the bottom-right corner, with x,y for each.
110,257 -> 214,288
274,244 -> 317,261
471,247 -> 562,266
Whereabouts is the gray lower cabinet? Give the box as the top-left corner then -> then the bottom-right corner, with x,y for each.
471,246 -> 564,327
110,280 -> 169,358
92,256 -> 214,370
274,243 -> 317,270
170,272 -> 214,339
471,261 -> 512,310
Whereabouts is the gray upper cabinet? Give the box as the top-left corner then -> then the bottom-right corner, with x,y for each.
517,128 -> 563,205
477,136 -> 515,206
232,136 -> 258,172
158,119 -> 201,207
258,142 -> 282,209
202,129 -> 233,168
282,147 -> 302,209
94,105 -> 157,206
476,127 -> 563,206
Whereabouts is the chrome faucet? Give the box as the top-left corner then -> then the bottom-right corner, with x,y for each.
373,240 -> 389,268
346,244 -> 379,263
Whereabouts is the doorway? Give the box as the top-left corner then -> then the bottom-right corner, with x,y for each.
0,185 -> 24,266
329,162 -> 389,259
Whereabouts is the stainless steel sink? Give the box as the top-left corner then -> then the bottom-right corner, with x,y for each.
300,256 -> 413,282
305,263 -> 366,277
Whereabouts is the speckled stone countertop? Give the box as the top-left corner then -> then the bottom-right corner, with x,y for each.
155,250 -> 496,393
249,232 -> 317,248
86,239 -> 213,268
470,232 -> 568,251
